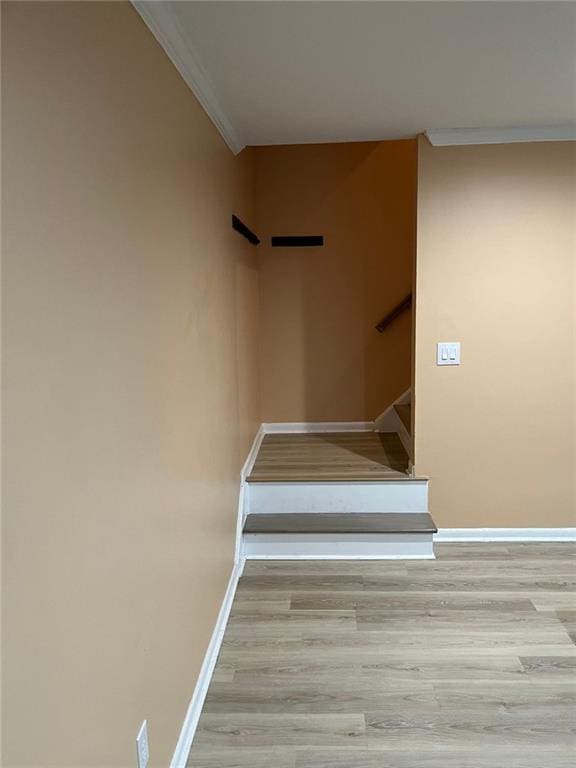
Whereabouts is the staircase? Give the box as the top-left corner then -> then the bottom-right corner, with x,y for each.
241,417 -> 435,559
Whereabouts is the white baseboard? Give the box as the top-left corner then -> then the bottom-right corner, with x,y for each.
262,421 -> 374,433
170,558 -> 245,768
173,425 -> 266,765
435,528 -> 576,542
245,554 -> 435,560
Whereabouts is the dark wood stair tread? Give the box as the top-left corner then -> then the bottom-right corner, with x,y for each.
394,403 -> 411,433
244,512 -> 437,535
247,473 -> 425,483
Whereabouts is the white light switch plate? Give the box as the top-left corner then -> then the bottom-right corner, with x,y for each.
136,721 -> 149,768
437,342 -> 461,366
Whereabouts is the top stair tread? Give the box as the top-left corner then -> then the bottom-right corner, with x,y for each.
394,403 -> 412,433
247,431 -> 411,483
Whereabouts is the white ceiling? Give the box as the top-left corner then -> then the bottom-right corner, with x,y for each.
138,1 -> 576,152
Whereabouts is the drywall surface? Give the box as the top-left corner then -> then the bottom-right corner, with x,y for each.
2,3 -> 259,766
255,140 -> 416,422
415,136 -> 575,527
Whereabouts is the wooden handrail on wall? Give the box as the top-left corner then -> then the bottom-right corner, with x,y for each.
375,294 -> 412,332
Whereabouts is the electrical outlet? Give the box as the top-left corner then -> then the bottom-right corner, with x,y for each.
136,721 -> 149,768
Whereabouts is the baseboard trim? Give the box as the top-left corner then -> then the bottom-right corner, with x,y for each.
435,528 -> 576,542
262,421 -> 374,433
245,554 -> 435,560
170,558 -> 245,768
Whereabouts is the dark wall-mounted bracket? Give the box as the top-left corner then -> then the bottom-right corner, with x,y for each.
271,235 -> 324,248
232,215 -> 260,245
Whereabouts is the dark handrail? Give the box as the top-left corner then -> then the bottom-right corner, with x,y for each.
375,294 -> 412,332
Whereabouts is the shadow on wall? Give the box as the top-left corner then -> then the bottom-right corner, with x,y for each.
255,139 -> 417,422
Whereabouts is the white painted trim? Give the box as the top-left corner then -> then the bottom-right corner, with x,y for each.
132,1 -> 245,155
376,387 -> 411,416
170,558 -> 245,768
374,390 -> 412,460
245,554 -> 435,560
374,389 -> 411,431
247,479 -> 428,515
435,528 -> 576,542
425,126 -> 576,147
243,532 -> 434,559
235,426 -> 265,561
234,485 -> 247,564
262,421 -> 374,434
241,426 -> 265,482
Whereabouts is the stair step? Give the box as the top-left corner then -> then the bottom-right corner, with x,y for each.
394,403 -> 411,433
244,512 -> 437,535
247,431 -> 410,483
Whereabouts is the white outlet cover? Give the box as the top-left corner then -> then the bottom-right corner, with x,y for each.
437,342 -> 461,366
136,721 -> 149,768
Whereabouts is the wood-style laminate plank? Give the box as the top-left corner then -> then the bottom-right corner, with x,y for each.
227,610 -> 357,635
243,560 -> 410,576
295,748 -> 576,768
229,656 -> 529,684
364,707 -> 576,746
519,655 -> 576,675
202,681 -> 436,714
289,592 -> 539,612
236,574 -> 365,592
361,574 -> 576,591
193,713 -> 366,747
188,747 -> 296,768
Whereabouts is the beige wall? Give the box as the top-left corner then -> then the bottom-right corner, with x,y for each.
255,140 -> 416,422
2,3 -> 259,766
415,136 -> 575,527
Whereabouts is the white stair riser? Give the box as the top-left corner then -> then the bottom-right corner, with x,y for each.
243,532 -> 434,559
247,481 -> 428,515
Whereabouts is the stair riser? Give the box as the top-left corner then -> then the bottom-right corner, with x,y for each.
242,532 -> 434,559
247,480 -> 428,515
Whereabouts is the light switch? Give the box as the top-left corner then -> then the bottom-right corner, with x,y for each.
437,342 -> 461,366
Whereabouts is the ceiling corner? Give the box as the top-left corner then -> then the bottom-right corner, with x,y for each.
132,1 -> 245,155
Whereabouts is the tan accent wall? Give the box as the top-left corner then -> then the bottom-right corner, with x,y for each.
2,3 -> 259,766
255,140 -> 416,423
415,136 -> 575,527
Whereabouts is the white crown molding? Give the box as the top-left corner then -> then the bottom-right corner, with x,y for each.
132,1 -> 245,155
425,126 -> 576,147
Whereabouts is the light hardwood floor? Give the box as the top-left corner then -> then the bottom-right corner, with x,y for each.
187,544 -> 576,767
247,432 -> 410,482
